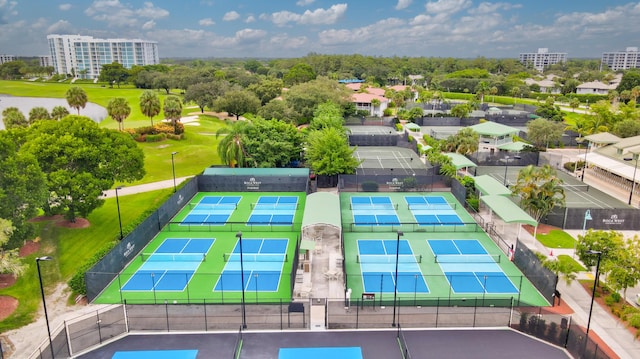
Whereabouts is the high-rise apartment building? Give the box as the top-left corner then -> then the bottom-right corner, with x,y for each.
0,54 -> 16,64
601,47 -> 640,71
47,34 -> 159,79
518,48 -> 567,72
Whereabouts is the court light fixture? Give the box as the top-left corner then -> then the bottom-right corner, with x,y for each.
171,152 -> 179,192
36,256 -> 55,359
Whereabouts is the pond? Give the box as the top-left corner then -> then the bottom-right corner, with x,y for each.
0,95 -> 107,130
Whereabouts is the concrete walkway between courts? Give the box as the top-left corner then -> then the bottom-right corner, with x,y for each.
509,226 -> 640,359
102,176 -> 193,198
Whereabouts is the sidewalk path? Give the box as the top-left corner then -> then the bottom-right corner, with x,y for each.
103,176 -> 193,198
513,227 -> 640,359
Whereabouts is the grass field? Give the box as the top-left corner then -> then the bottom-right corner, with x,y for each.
0,188 -> 174,332
537,230 -> 577,249
94,192 -> 306,304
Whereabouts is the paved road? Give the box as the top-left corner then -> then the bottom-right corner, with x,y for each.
102,176 -> 193,198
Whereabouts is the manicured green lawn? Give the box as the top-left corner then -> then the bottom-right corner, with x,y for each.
537,230 -> 577,249
0,189 -> 173,332
556,254 -> 587,272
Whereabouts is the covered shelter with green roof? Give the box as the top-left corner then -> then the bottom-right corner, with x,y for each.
301,192 -> 342,246
445,152 -> 478,171
497,141 -> 532,152
469,121 -> 520,152
480,195 -> 537,240
474,175 -> 511,197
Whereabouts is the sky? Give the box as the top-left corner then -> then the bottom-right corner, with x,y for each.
1,0 -> 640,59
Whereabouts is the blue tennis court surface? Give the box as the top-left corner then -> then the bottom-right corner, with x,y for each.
405,196 -> 462,226
122,238 -> 214,292
183,196 -> 241,225
247,196 -> 297,225
279,347 -> 363,359
214,238 -> 288,292
357,239 -> 428,293
113,350 -> 198,359
351,196 -> 400,226
428,239 -> 518,294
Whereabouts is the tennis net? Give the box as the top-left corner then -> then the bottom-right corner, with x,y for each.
223,253 -> 288,262
397,324 -> 412,359
140,253 -> 206,262
189,203 -> 237,211
250,203 -> 298,210
560,184 -> 590,192
350,203 -> 399,210
407,203 -> 456,210
357,254 -> 422,264
434,254 -> 501,263
232,325 -> 243,359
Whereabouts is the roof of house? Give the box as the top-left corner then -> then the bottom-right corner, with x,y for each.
389,85 -> 411,92
345,83 -> 362,91
497,141 -> 532,151
444,153 -> 477,169
577,81 -> 615,90
351,92 -> 388,103
365,87 -> 386,96
583,132 -> 621,145
469,121 -> 520,137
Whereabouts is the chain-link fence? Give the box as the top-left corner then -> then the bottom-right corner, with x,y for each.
338,174 -> 446,192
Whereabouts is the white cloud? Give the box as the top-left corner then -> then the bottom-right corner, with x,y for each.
425,0 -> 471,16
199,18 -> 215,26
296,0 -> 315,6
395,0 -> 412,10
59,3 -> 72,11
142,20 -> 155,30
47,19 -> 73,33
269,3 -> 347,26
30,17 -> 48,29
468,2 -> 521,15
270,33 -> 308,49
84,0 -> 168,28
245,15 -> 255,23
223,11 -> 240,21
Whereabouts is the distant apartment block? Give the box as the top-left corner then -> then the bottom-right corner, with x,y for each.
601,47 -> 640,71
39,55 -> 52,68
519,48 -> 567,72
47,34 -> 159,79
0,54 -> 16,64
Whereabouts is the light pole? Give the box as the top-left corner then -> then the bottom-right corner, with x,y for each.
236,232 -> 247,329
624,153 -> 639,205
36,256 -> 55,359
171,151 -> 178,192
579,210 -> 592,257
115,186 -> 124,240
585,250 -> 602,353
502,155 -> 521,186
581,140 -> 589,182
392,230 -> 404,327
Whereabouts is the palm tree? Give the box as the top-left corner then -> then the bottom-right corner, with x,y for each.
163,96 -> 183,133
489,86 -> 498,103
475,81 -> 491,104
512,165 -> 566,238
65,86 -> 88,115
216,120 -> 253,167
139,90 -> 161,126
107,97 -> 131,131
51,106 -> 70,120
542,257 -> 577,285
28,107 -> 51,123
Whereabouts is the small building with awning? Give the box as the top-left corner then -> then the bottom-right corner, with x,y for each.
474,175 -> 511,197
445,152 -> 478,170
469,121 -> 520,153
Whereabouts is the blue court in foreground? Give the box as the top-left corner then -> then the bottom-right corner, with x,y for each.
113,350 -> 198,359
357,239 -> 428,294
428,239 -> 518,294
279,347 -> 363,359
214,238 -> 288,292
405,195 -> 463,225
183,195 -> 241,225
351,196 -> 400,226
247,196 -> 297,225
121,238 -> 213,292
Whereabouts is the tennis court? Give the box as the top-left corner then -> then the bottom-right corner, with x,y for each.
341,192 -> 549,306
429,239 -> 518,294
475,166 -> 625,209
215,238 -> 288,292
405,195 -> 463,225
93,192 -> 305,304
122,238 -> 213,292
358,239 -> 428,294
353,146 -> 426,176
182,195 -> 241,224
247,196 -> 298,225
351,196 -> 400,225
